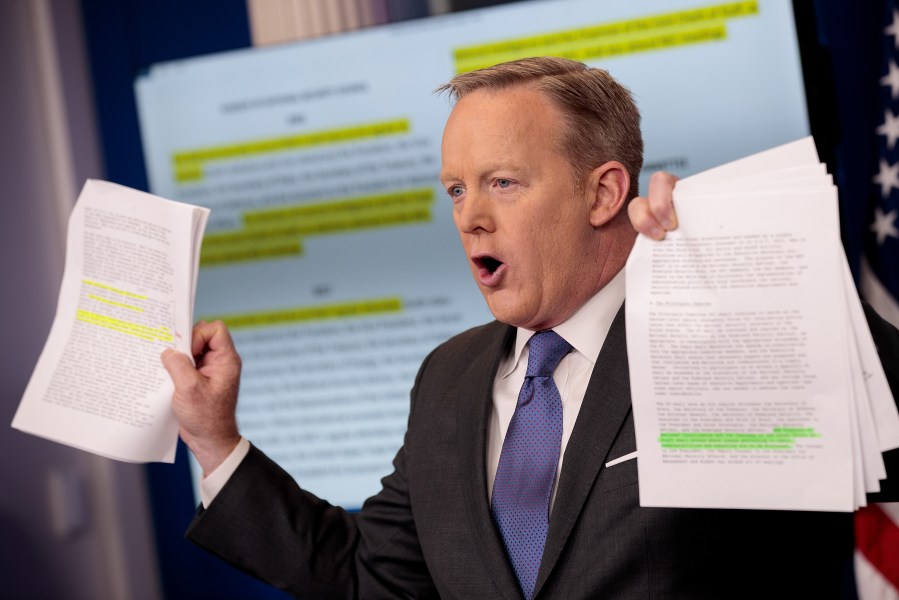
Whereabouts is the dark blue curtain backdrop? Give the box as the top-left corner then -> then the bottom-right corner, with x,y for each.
80,5 -> 284,599
79,1 -> 890,598
812,1 -> 883,282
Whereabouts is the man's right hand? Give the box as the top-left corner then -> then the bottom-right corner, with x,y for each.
161,320 -> 242,476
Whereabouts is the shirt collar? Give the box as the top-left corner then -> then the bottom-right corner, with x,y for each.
499,269 -> 626,378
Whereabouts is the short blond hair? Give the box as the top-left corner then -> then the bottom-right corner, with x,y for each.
437,56 -> 644,199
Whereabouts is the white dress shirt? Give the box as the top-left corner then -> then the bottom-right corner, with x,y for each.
201,271 -> 626,508
486,270 -> 626,510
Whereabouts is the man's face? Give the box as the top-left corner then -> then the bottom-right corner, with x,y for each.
440,86 -> 607,330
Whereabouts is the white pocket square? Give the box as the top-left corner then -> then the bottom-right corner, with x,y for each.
604,451 -> 638,468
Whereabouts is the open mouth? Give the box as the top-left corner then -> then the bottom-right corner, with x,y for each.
477,256 -> 503,274
472,255 -> 506,286
474,255 -> 504,274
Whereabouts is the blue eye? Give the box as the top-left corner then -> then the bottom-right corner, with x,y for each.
450,185 -> 464,197
496,179 -> 511,188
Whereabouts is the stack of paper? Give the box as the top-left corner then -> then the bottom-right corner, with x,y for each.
625,137 -> 899,511
12,180 -> 209,463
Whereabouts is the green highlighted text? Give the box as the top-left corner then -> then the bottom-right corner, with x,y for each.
659,427 -> 822,450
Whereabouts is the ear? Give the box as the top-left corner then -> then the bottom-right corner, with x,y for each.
585,161 -> 630,227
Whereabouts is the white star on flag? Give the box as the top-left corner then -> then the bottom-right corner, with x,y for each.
870,206 -> 899,244
877,109 -> 899,149
880,59 -> 899,99
886,8 -> 899,48
872,158 -> 899,197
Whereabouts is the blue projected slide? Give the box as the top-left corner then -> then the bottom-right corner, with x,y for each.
135,0 -> 808,509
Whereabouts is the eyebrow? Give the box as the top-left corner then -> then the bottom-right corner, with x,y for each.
440,163 -> 527,184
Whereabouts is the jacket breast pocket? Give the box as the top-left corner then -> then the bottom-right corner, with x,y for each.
598,455 -> 638,493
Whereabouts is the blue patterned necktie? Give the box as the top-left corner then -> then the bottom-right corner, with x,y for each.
491,330 -> 572,600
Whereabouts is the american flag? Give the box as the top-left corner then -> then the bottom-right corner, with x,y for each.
855,1 -> 899,598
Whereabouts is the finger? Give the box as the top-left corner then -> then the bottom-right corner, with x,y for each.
647,171 -> 679,231
190,320 -> 210,357
628,197 -> 666,240
161,349 -> 201,388
191,320 -> 235,358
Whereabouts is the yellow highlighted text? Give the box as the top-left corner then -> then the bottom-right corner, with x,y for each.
202,297 -> 403,329
453,1 -> 758,73
82,279 -> 147,300
172,118 -> 409,183
76,309 -> 173,342
200,188 -> 434,267
87,294 -> 144,312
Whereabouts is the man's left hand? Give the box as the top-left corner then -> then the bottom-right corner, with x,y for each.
628,171 -> 679,239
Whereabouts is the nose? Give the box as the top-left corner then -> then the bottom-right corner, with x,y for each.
454,189 -> 495,235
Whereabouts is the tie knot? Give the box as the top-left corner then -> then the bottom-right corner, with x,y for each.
526,330 -> 572,377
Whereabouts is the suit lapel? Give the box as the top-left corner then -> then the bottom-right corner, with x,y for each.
533,304 -> 632,597
457,322 -> 523,600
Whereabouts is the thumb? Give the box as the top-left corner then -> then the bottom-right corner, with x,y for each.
161,349 -> 200,388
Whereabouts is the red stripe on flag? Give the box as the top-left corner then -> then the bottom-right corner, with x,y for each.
856,504 -> 899,589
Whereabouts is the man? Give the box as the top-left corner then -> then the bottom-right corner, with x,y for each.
162,57 -> 899,599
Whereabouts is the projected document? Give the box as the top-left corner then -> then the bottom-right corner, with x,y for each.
135,0 -> 810,508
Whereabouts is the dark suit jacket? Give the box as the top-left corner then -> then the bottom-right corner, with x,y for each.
187,303 -> 899,599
